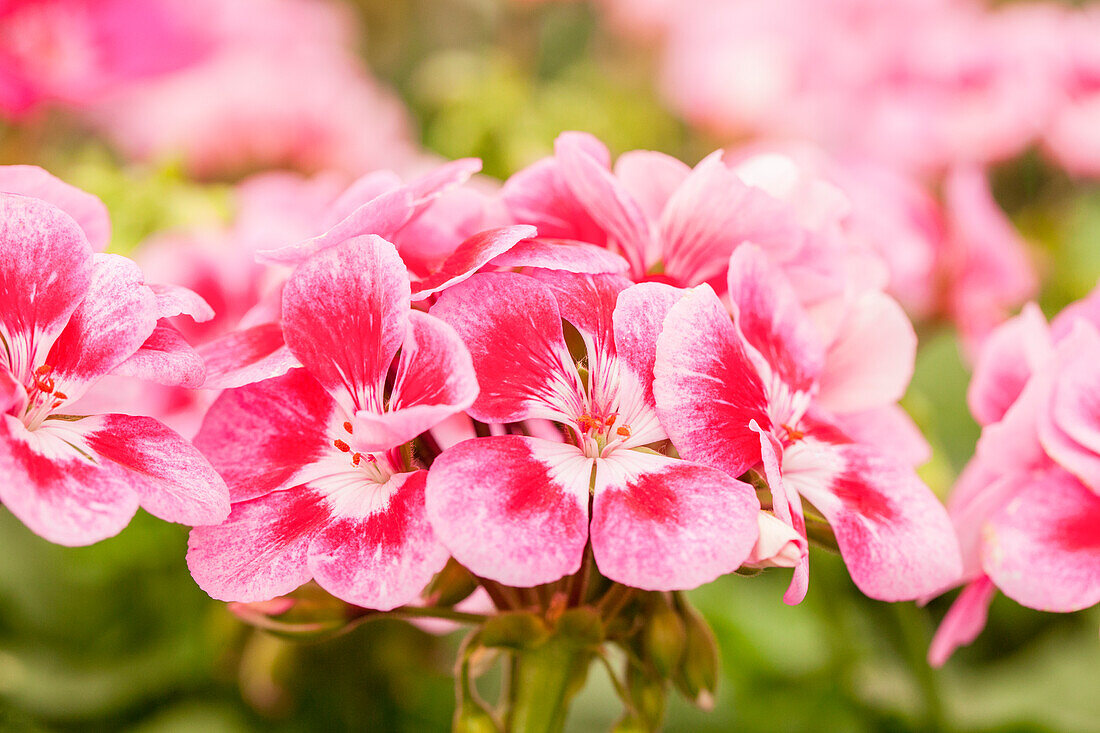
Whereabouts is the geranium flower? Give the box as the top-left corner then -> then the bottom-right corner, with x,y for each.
425,270 -> 760,590
654,244 -> 960,602
0,192 -> 229,545
186,235 -> 476,610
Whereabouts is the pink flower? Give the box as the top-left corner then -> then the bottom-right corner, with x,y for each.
425,270 -> 760,590
654,244 -> 960,602
186,236 -> 476,610
929,296 -> 1100,665
1043,7 -> 1100,178
0,191 -> 229,545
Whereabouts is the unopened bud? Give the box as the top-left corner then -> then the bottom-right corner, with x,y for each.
627,663 -> 667,729
672,598 -> 719,708
744,511 -> 805,569
644,597 -> 686,678
611,713 -> 649,733
454,700 -> 500,733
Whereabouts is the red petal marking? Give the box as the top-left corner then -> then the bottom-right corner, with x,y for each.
197,322 -> 298,390
408,225 -> 537,300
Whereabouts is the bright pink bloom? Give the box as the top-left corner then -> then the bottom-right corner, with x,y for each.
187,236 -> 474,610
654,245 -> 960,602
426,271 -> 760,590
1042,8 -> 1100,178
0,192 -> 228,545
0,165 -> 110,251
930,296 -> 1100,664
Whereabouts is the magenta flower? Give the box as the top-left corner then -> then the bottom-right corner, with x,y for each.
186,235 -> 476,610
0,192 -> 229,545
425,270 -> 760,590
654,244 -> 960,602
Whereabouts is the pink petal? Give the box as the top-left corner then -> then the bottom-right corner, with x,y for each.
746,511 -> 806,568
0,166 -> 110,252
613,149 -> 691,222
784,440 -> 962,601
815,291 -> 917,414
113,320 -> 205,388
612,281 -> 685,424
1,365 -> 27,415
984,468 -> 1100,612
147,282 -> 215,322
425,436 -> 591,586
0,417 -> 139,546
308,470 -> 449,611
408,225 -> 537,301
1039,323 -> 1100,491
405,158 -> 483,210
352,311 -> 478,451
927,575 -> 997,667
726,244 -> 824,393
753,421 -> 809,604
829,405 -> 931,468
187,487 -> 329,603
282,235 -> 410,412
555,132 -> 653,276
590,449 -> 760,590
489,238 -> 630,274
0,193 -> 92,375
47,254 -> 157,402
82,413 -> 230,526
430,273 -> 584,423
197,322 -> 298,390
501,158 -> 606,243
653,284 -> 770,478
322,170 -> 403,228
968,303 -> 1050,426
194,369 -> 341,503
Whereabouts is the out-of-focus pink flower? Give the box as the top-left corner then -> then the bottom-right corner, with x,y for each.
85,0 -> 415,177
0,188 -> 229,545
426,271 -> 760,590
654,245 -> 959,603
930,296 -> 1100,665
187,236 -> 475,610
1043,8 -> 1100,178
0,0 -> 208,118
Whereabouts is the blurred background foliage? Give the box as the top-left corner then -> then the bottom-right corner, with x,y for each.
1,0 -> 1099,730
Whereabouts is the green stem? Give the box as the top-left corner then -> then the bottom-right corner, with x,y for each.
385,606 -> 489,625
893,603 -> 950,733
505,637 -> 594,733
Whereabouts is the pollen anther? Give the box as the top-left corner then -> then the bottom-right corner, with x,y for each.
343,421 -> 353,433
333,439 -> 351,453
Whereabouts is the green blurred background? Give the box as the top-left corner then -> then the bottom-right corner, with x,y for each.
2,1 -> 1100,730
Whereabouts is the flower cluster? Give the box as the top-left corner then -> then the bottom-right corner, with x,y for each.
928,290 -> 1100,666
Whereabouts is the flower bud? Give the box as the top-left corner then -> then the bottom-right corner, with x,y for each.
744,511 -> 805,569
627,663 -> 667,730
672,598 -> 719,709
643,596 -> 686,678
454,699 -> 501,733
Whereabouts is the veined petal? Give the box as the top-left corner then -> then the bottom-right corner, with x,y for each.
927,576 -> 997,667
0,166 -> 110,251
282,235 -> 410,413
752,421 -> 809,604
113,320 -> 205,388
0,194 -> 92,380
197,322 -> 299,390
431,272 -> 584,423
727,244 -> 824,394
501,158 -> 606,244
591,449 -> 759,591
322,170 -> 402,229
983,468 -> 1100,612
613,149 -> 691,222
784,437 -> 962,601
409,225 -> 537,301
489,238 -> 630,274
194,369 -> 342,503
353,311 -> 477,451
1,365 -> 27,415
81,413 -> 230,526
187,487 -> 329,603
653,284 -> 769,478
308,470 -> 449,611
47,253 -> 157,402
815,290 -> 917,414
425,436 -> 591,586
555,132 -> 653,276
0,416 -> 139,546
968,303 -> 1050,426
829,405 -> 931,468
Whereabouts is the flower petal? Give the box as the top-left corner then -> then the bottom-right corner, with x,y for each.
47,253 -> 157,402
409,225 -> 537,301
501,158 -> 606,243
353,311 -> 478,451
590,449 -> 759,590
752,421 -> 809,604
968,303 -> 1050,426
829,405 -> 931,468
0,193 -> 92,377
1039,322 -> 1100,491
927,575 -> 997,667
0,166 -> 110,251
984,468 -> 1100,612
282,235 -> 410,412
196,322 -> 299,390
612,149 -> 691,222
308,470 -> 449,611
653,284 -> 770,478
194,369 -> 342,503
784,438 -> 962,601
112,320 -> 205,388
148,282 -> 215,322
79,413 -> 229,526
425,436 -> 591,586
187,487 -> 329,602
489,238 -> 630,274
431,272 -> 584,423
0,416 -> 138,546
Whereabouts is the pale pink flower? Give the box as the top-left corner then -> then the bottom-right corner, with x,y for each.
0,191 -> 229,545
187,236 -> 476,610
425,271 -> 760,590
